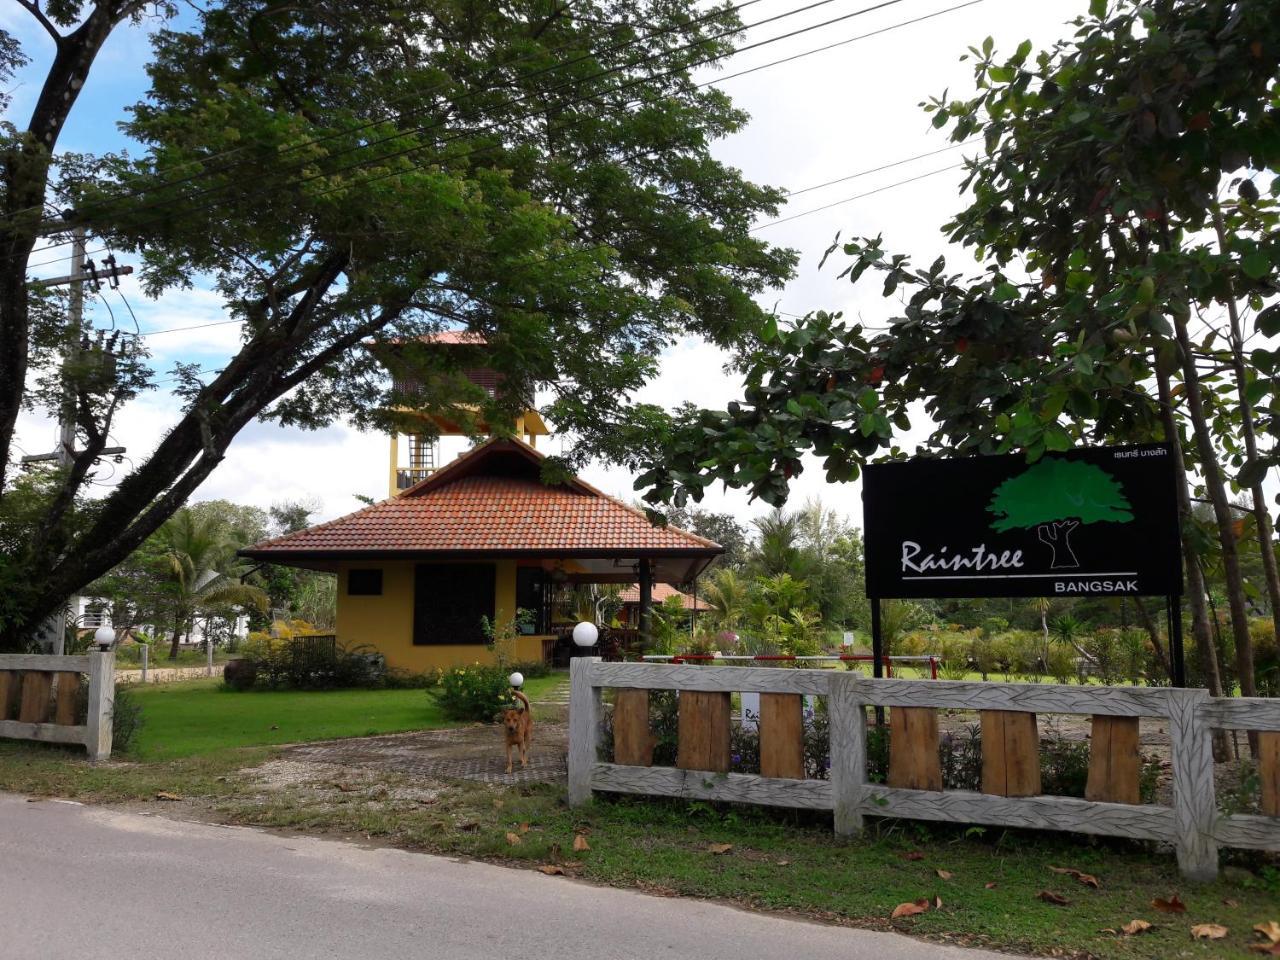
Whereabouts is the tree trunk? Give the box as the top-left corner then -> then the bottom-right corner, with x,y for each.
1211,205 -> 1280,658
1156,365 -> 1231,759
168,614 -> 185,661
0,5 -> 137,493
1131,596 -> 1171,679
1171,309 -> 1257,754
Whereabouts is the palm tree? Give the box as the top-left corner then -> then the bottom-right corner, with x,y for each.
753,508 -> 803,578
702,568 -> 748,631
157,509 -> 268,659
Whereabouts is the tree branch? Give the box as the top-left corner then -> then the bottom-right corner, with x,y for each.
15,0 -> 62,46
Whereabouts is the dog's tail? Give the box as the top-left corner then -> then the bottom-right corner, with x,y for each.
512,689 -> 531,713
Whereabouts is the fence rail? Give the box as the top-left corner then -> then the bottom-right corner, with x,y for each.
0,652 -> 115,760
567,658 -> 1280,881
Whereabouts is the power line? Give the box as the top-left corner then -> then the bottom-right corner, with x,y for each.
702,0 -> 982,89
752,163 -> 965,229
21,0 -> 908,253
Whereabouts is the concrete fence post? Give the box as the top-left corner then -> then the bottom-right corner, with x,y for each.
828,672 -> 867,836
1169,688 -> 1217,881
568,656 -> 602,806
84,650 -> 116,762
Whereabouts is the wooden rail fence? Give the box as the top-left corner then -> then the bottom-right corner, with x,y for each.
568,658 -> 1280,881
0,652 -> 115,760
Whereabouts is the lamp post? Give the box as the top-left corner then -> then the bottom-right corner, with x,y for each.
93,625 -> 116,652
508,671 -> 525,689
572,621 -> 598,650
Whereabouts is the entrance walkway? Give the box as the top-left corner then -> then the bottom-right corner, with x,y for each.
287,719 -> 568,786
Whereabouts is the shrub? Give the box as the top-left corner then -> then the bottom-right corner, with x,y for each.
110,685 -> 144,755
223,658 -> 258,691
431,664 -> 513,722
1046,645 -> 1077,685
237,622 -> 384,690
1251,618 -> 1280,698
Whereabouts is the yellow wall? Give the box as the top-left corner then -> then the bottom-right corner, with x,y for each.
334,559 -> 547,672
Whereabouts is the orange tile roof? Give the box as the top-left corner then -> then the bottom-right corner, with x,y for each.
619,583 -> 705,610
242,438 -> 720,559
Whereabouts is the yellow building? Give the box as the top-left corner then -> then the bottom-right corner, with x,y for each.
240,437 -> 722,672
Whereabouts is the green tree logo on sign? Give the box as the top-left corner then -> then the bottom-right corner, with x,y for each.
987,460 -> 1134,570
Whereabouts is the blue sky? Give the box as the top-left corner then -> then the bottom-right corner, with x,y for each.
7,0 -> 1088,526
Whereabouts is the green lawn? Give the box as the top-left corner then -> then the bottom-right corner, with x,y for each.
123,674 -> 566,760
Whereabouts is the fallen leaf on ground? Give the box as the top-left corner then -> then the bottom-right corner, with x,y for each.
517,822 -> 530,834
934,895 -> 943,909
775,859 -> 792,866
902,851 -> 925,861
537,865 -> 564,876
505,832 -> 522,846
1152,894 -> 1187,914
154,791 -> 183,801
984,882 -> 998,890
1191,924 -> 1228,941
573,834 -> 591,852
456,820 -> 479,832
705,842 -> 733,855
936,869 -> 954,880
1256,922 -> 1280,944
1224,899 -> 1240,908
1121,920 -> 1153,936
1037,890 -> 1070,906
333,783 -> 357,793
890,899 -> 930,919
1049,866 -> 1100,888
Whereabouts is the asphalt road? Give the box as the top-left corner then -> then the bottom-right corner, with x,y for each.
0,792 -> 1013,960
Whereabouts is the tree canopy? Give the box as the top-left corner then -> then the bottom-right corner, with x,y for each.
0,0 -> 794,648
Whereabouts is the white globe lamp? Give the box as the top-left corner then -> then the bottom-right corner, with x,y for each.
93,625 -> 116,651
508,671 -> 524,688
572,621 -> 599,648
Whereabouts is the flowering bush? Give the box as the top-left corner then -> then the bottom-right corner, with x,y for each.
431,664 -> 513,722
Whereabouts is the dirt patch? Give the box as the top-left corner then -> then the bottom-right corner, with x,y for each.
284,720 -> 569,786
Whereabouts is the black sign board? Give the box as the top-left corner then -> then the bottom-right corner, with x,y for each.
863,444 -> 1182,600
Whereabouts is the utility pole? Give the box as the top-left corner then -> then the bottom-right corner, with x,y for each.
21,226 -> 131,653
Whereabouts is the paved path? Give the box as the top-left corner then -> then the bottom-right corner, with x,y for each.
0,792 -> 1014,960
287,723 -> 568,785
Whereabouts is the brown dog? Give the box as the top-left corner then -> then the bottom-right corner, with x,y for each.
502,689 -> 533,774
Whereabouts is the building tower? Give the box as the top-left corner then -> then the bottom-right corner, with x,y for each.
380,331 -> 549,497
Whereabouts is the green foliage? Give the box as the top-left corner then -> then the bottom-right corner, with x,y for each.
110,685 -> 145,755
238,622 -> 384,690
430,664 -> 514,723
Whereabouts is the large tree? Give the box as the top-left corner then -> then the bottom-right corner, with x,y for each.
637,0 -> 1280,703
0,0 -> 794,648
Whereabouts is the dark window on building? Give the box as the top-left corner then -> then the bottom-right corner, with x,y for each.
347,568 -> 383,596
413,563 -> 495,645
